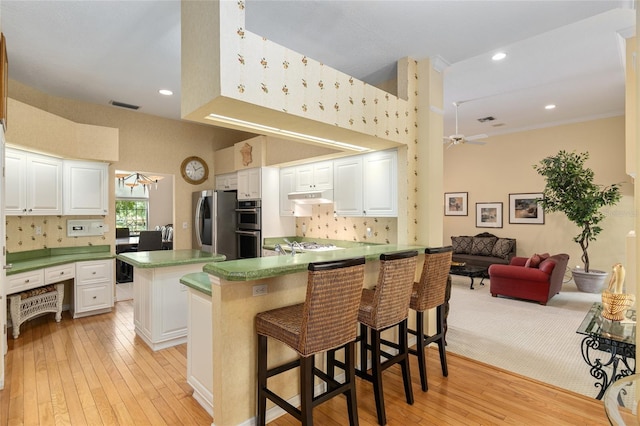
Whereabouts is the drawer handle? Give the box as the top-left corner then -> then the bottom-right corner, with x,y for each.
93,296 -> 97,299
92,272 -> 96,275
60,271 -> 64,275
24,279 -> 30,283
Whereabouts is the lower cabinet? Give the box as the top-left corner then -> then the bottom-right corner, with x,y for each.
187,287 -> 213,416
73,259 -> 114,318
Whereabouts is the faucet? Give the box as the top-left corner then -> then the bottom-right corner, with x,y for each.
274,243 -> 287,256
282,238 -> 298,256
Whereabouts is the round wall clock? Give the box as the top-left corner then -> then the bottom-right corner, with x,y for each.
180,156 -> 209,185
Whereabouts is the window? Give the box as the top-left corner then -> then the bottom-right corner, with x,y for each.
115,199 -> 149,233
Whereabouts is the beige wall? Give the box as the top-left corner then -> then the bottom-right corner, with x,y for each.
443,115 -> 632,273
6,80 -> 253,251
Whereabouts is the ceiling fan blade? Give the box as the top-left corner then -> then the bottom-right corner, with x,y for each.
465,140 -> 486,145
465,133 -> 488,141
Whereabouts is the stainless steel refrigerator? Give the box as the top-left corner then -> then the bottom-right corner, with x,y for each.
192,190 -> 237,259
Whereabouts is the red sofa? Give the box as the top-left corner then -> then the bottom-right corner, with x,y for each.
488,253 -> 570,305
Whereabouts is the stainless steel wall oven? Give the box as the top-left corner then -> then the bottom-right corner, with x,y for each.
236,199 -> 261,259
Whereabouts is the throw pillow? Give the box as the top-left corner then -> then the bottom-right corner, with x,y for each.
451,236 -> 473,254
524,253 -> 549,268
491,238 -> 514,259
469,237 -> 497,256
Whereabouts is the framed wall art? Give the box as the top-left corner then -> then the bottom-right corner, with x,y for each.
509,192 -> 544,224
476,202 -> 503,228
444,192 -> 468,216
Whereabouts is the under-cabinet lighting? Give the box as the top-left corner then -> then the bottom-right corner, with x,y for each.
159,89 -> 173,96
545,104 -> 556,110
206,113 -> 369,152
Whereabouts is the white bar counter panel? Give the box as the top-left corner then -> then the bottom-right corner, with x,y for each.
116,249 -> 225,351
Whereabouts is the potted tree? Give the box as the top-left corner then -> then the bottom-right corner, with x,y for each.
534,150 -> 622,293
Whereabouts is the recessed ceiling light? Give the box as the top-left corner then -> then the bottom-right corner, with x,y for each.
159,89 -> 173,96
492,52 -> 507,61
545,104 -> 556,110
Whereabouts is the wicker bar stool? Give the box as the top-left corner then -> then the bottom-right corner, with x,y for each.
256,257 -> 366,426
408,246 -> 453,391
353,250 -> 418,426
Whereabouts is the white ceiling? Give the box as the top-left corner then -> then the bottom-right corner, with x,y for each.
1,1 -> 635,141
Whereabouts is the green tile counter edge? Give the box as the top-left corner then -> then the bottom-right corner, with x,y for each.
7,245 -> 114,275
204,244 -> 426,281
116,249 -> 225,269
180,272 -> 211,296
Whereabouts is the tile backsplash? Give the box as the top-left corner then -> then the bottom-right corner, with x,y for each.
6,216 -> 108,253
295,204 -> 396,244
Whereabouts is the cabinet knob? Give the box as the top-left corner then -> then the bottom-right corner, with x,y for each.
92,296 -> 97,299
92,271 -> 96,275
25,279 -> 30,283
22,209 -> 27,212
28,209 -> 32,212
60,271 -> 64,275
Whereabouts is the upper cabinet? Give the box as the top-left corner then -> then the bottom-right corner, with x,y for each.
237,168 -> 261,200
215,172 -> 238,191
333,149 -> 397,217
6,148 -> 63,216
63,160 -> 109,215
294,161 -> 333,191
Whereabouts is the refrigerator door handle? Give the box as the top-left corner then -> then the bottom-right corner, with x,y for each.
195,196 -> 204,248
235,230 -> 260,236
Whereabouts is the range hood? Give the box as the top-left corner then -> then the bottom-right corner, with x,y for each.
288,189 -> 334,204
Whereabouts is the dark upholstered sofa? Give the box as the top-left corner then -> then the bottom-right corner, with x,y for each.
450,232 -> 516,269
488,253 -> 570,305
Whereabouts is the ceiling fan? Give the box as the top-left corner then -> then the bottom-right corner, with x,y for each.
444,102 -> 488,148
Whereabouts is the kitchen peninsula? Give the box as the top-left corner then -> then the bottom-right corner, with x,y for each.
116,249 -> 225,351
199,243 -> 426,425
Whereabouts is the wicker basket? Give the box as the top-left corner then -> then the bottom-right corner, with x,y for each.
601,290 -> 635,321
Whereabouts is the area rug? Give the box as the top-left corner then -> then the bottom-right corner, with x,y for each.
446,276 -> 603,398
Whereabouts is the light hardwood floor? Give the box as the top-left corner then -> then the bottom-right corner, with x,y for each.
1,300 -> 608,425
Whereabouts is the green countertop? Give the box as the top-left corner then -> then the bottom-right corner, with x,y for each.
7,245 -> 114,275
116,249 -> 225,268
204,244 -> 426,281
180,272 -> 211,296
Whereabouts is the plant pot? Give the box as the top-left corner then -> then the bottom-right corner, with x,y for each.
572,269 -> 608,293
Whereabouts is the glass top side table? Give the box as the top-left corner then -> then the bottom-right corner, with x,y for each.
576,302 -> 637,400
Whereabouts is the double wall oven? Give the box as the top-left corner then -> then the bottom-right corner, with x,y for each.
236,199 -> 261,259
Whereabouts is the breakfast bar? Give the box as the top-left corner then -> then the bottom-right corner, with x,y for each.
200,243 -> 426,425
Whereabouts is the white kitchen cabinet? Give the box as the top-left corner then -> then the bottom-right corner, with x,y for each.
5,148 -> 63,216
333,156 -> 363,216
363,150 -> 397,217
72,259 -> 114,318
215,172 -> 237,191
294,160 -> 333,191
63,160 -> 109,215
279,166 -> 296,216
6,270 -> 45,295
333,149 -> 397,217
133,264 -> 208,351
237,168 -> 261,199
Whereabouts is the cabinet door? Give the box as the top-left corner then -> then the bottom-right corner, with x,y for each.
279,167 -> 296,216
333,156 -> 363,216
312,161 -> 333,190
363,150 -> 397,217
215,173 -> 237,191
5,149 -> 27,215
248,168 -> 261,199
28,153 -> 63,215
237,170 -> 249,199
75,283 -> 112,314
63,160 -> 109,215
294,165 -> 314,191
